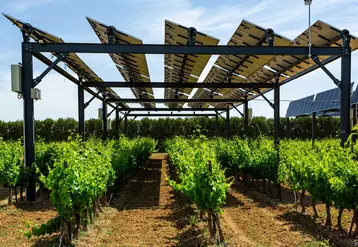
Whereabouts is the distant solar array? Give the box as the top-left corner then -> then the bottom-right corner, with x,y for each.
286,84 -> 356,117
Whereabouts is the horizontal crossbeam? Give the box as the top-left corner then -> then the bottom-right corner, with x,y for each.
31,43 -> 343,56
127,114 -> 217,117
84,82 -> 274,89
107,98 -> 245,103
117,107 -> 228,112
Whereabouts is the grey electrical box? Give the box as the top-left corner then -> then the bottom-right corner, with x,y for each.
98,108 -> 103,119
11,64 -> 22,93
31,88 -> 41,100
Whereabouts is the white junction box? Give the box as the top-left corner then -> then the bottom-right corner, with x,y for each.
98,108 -> 103,119
248,108 -> 253,119
11,64 -> 22,93
31,88 -> 41,100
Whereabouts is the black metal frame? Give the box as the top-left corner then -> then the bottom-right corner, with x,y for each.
18,23 -> 352,201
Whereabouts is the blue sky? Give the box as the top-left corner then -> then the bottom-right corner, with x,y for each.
0,0 -> 358,121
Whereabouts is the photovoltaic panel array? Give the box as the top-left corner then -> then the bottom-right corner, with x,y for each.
311,87 -> 340,113
3,14 -> 128,107
285,95 -> 314,117
351,84 -> 358,105
87,17 -> 155,108
164,20 -> 220,108
191,20 -> 293,109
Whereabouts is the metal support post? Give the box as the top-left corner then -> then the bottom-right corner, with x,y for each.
244,99 -> 249,136
312,112 -> 316,147
115,107 -> 120,139
340,29 -> 351,147
102,99 -> 108,141
274,76 -> 280,147
22,24 -> 36,201
78,80 -> 85,141
226,109 -> 230,139
124,114 -> 128,136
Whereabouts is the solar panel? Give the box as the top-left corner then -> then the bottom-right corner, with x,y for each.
192,20 -> 293,108
311,87 -> 341,113
286,95 -> 314,117
164,20 -> 219,108
4,14 -> 127,107
87,17 -> 155,108
351,85 -> 358,105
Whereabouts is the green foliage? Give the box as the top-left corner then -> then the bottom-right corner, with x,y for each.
165,137 -> 231,213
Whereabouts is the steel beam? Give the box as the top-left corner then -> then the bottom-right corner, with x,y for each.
127,114 -> 216,117
274,78 -> 280,147
226,109 -> 230,139
340,30 -> 352,147
22,42 -> 36,201
107,98 -> 245,104
34,53 -> 67,86
114,107 -> 228,112
312,55 -> 341,88
102,100 -> 108,140
84,82 -> 275,89
32,43 -> 343,56
78,81 -> 85,141
312,112 -> 316,147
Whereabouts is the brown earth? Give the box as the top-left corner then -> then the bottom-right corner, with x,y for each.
1,153 -> 358,246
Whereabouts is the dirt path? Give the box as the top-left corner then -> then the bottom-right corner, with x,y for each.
76,153 -> 326,247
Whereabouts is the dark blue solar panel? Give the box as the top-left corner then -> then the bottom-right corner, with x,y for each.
286,95 -> 314,117
311,87 -> 340,113
351,85 -> 358,104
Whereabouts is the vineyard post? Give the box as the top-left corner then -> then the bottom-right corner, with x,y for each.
78,77 -> 85,141
215,114 -> 219,135
115,106 -> 120,139
22,24 -> 36,201
244,97 -> 249,136
124,114 -> 128,136
285,118 -> 290,139
102,98 -> 108,140
226,108 -> 230,139
312,112 -> 316,147
340,29 -> 351,147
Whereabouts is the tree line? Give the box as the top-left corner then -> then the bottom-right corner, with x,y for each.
0,116 -> 339,141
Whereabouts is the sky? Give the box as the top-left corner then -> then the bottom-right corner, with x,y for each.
0,0 -> 358,122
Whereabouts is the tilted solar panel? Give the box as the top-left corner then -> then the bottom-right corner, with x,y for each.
87,17 -> 155,108
164,20 -> 220,108
311,87 -> 341,113
286,95 -> 314,117
191,20 -> 293,108
4,14 -> 127,107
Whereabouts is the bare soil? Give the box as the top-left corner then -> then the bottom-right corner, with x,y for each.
1,153 -> 358,246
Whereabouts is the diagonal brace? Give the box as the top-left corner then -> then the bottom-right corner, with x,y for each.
84,91 -> 101,109
34,53 -> 68,86
107,108 -> 116,118
128,116 -> 137,126
232,104 -> 244,117
311,55 -> 341,88
256,90 -> 274,109
215,111 -> 225,120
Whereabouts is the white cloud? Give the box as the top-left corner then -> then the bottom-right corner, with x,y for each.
4,0 -> 55,13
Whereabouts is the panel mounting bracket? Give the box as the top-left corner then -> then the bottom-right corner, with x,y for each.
84,90 -> 101,109
311,55 -> 341,89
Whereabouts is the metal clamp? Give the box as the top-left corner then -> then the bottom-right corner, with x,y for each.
340,29 -> 351,55
265,28 -> 275,47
